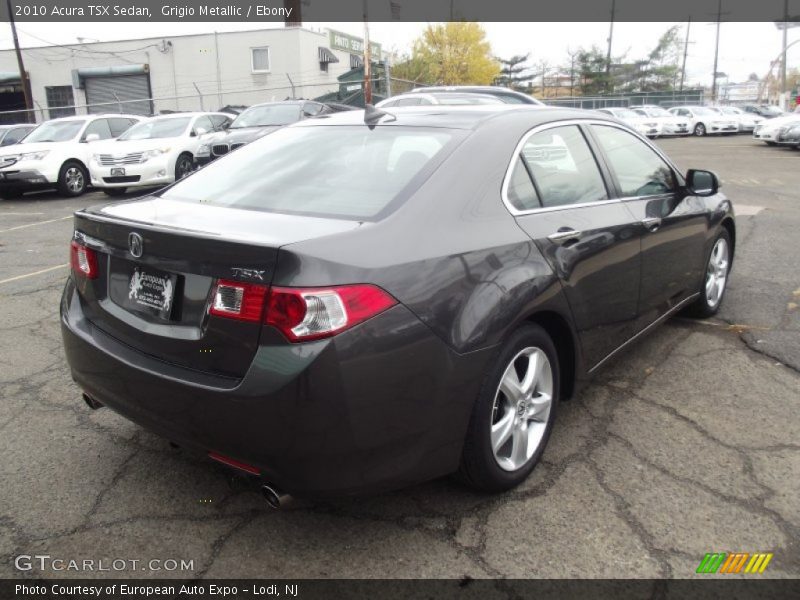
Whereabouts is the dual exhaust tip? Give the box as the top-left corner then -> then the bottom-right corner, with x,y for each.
82,392 -> 292,509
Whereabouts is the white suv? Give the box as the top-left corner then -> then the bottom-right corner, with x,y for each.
0,114 -> 142,198
668,106 -> 738,137
89,112 -> 232,196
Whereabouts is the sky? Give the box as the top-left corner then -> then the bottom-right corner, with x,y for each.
0,21 -> 796,87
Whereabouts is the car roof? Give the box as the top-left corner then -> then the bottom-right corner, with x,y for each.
292,104 -> 614,131
408,86 -> 542,103
44,114 -> 143,123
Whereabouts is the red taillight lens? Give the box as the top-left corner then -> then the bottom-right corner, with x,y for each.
265,284 -> 397,342
70,240 -> 98,279
209,279 -> 268,322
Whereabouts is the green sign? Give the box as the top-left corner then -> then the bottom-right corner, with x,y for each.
329,29 -> 381,58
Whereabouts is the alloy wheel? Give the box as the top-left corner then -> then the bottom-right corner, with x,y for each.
705,237 -> 729,308
695,123 -> 706,136
65,167 -> 84,193
490,347 -> 553,472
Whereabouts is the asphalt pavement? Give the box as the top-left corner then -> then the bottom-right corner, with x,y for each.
0,134 -> 797,580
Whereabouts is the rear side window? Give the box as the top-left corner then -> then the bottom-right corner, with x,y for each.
162,126 -> 461,220
506,157 -> 540,211
592,125 -> 677,197
520,125 -> 608,208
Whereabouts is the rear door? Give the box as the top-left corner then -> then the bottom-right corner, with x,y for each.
588,123 -> 708,328
507,122 -> 643,369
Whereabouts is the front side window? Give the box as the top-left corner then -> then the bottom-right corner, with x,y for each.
161,126 -> 461,220
108,118 -> 137,137
520,125 -> 608,208
82,119 -> 113,141
593,125 -> 676,197
251,47 -> 270,73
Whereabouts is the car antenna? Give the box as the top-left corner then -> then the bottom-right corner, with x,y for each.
364,103 -> 396,129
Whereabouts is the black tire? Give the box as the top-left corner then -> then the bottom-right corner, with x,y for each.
694,122 -> 706,137
686,229 -> 732,318
0,188 -> 22,199
458,324 -> 560,492
103,188 -> 127,196
765,141 -> 777,146
57,161 -> 87,197
174,153 -> 194,180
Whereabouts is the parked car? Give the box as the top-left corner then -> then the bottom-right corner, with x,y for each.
376,92 -> 503,108
89,112 -> 233,196
61,105 -> 735,501
0,114 -> 142,198
631,105 -> 690,136
0,123 -> 35,146
706,106 -> 764,133
742,104 -> 785,119
775,121 -> 800,147
595,107 -> 662,138
408,85 -> 544,105
195,100 -> 336,166
667,106 -> 738,136
752,113 -> 800,145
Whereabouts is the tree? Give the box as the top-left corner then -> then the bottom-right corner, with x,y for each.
495,54 -> 531,88
575,46 -> 612,95
412,23 -> 500,85
637,25 -> 682,91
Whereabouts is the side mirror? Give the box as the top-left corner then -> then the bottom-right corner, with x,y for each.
193,127 -> 207,137
83,133 -> 100,143
686,169 -> 720,197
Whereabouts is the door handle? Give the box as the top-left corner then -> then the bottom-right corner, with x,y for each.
547,228 -> 582,244
641,217 -> 662,232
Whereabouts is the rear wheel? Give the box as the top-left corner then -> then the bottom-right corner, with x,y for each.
174,153 -> 194,180
694,122 -> 707,137
687,229 -> 731,318
103,188 -> 127,196
458,324 -> 560,492
57,161 -> 87,196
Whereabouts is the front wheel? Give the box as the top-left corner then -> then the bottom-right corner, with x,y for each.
174,153 -> 194,180
57,161 -> 87,196
458,324 -> 560,492
687,230 -> 731,318
694,122 -> 707,137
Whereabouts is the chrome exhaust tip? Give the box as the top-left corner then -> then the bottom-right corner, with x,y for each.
82,393 -> 103,410
261,484 -> 292,509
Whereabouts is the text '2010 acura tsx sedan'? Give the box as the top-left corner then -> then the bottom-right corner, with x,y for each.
61,105 -> 735,502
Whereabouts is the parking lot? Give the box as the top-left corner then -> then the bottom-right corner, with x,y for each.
0,134 -> 798,579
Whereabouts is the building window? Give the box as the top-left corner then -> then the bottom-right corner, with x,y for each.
45,86 -> 75,118
251,47 -> 270,73
319,61 -> 329,73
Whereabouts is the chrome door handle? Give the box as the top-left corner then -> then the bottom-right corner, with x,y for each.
547,229 -> 582,244
641,217 -> 662,231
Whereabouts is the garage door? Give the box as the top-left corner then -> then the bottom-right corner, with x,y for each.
85,74 -> 152,116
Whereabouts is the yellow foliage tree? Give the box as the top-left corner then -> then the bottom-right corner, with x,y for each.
411,23 -> 500,86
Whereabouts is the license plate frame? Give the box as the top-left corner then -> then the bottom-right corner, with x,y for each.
123,266 -> 178,320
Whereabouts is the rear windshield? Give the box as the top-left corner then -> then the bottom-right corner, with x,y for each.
161,125 -> 460,220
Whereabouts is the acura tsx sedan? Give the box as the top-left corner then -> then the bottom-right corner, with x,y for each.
61,105 -> 735,503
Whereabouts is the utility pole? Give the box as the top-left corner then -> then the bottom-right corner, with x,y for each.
7,0 -> 32,122
680,18 -> 691,92
781,0 -> 789,106
605,0 -> 616,92
363,0 -> 372,104
711,0 -> 722,103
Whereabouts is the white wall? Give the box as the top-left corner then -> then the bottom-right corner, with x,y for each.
0,27 -> 356,121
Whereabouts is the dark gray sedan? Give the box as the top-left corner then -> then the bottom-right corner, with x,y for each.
61,106 -> 735,504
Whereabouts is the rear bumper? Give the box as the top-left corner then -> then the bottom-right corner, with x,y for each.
60,278 -> 493,497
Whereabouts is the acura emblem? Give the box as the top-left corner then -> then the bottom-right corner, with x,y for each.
128,232 -> 143,258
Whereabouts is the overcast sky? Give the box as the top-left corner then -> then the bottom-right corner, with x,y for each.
0,21 -> 796,87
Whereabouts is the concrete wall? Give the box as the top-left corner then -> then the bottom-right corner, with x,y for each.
0,27 -> 355,121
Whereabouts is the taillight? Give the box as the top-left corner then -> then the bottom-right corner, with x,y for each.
209,279 -> 268,322
70,240 -> 98,279
266,284 -> 397,341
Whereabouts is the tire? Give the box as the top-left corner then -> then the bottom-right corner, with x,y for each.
686,229 -> 732,318
174,153 -> 194,180
57,161 -> 87,196
458,324 -> 560,492
766,141 -> 776,146
103,188 -> 127,196
694,122 -> 706,137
